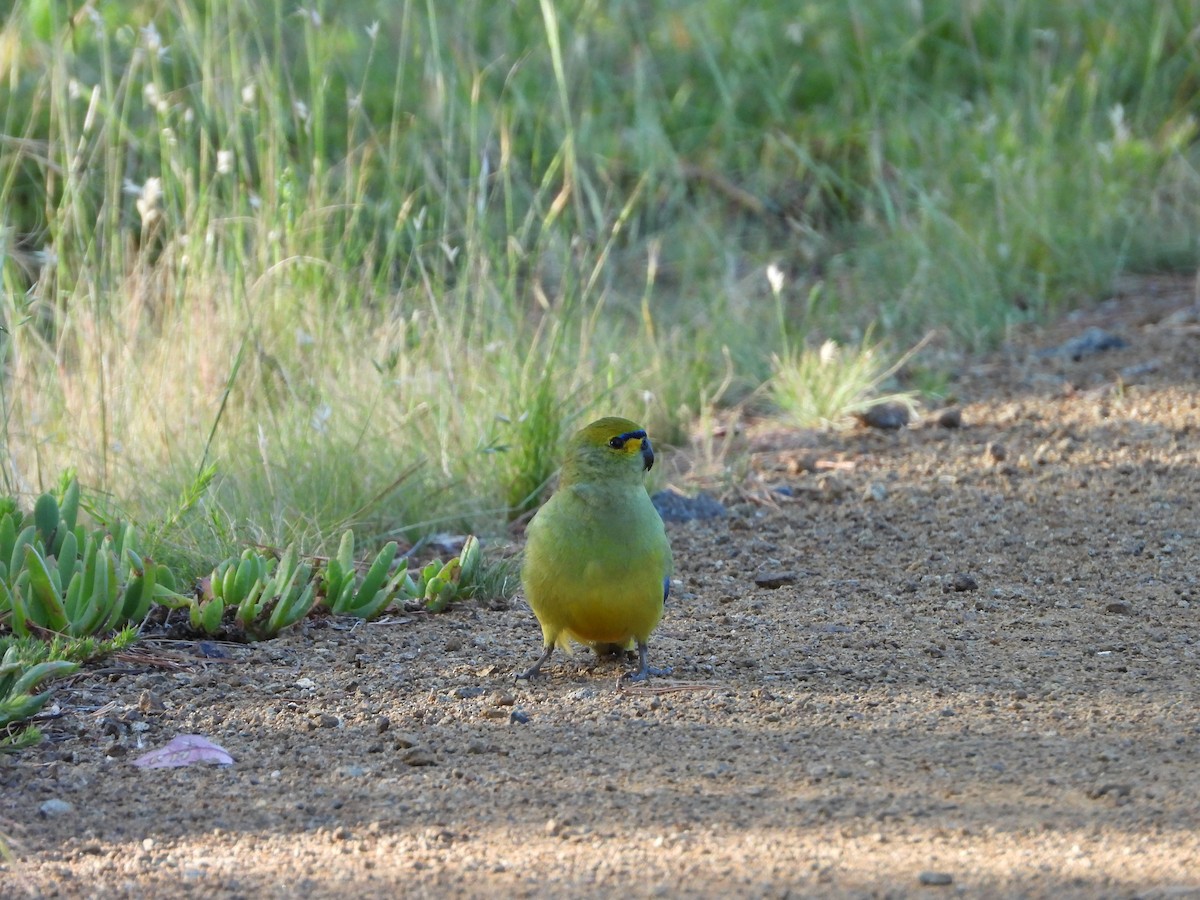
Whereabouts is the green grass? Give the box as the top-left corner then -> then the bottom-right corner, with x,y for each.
770,333 -> 925,430
1,0 -> 1199,571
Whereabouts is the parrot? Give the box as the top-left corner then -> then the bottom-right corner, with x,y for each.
516,416 -> 674,682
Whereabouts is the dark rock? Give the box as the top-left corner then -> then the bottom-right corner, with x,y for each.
1037,326 -> 1128,360
946,573 -> 978,592
392,732 -> 420,749
918,871 -> 954,886
857,403 -> 911,430
402,748 -> 436,767
652,489 -> 727,523
1120,359 -> 1161,379
754,571 -> 799,589
39,799 -> 74,818
1089,782 -> 1133,800
936,407 -> 963,428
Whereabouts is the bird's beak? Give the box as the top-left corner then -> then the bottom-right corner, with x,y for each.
641,437 -> 655,471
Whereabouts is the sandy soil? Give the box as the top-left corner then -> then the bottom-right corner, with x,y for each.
3,278 -> 1200,899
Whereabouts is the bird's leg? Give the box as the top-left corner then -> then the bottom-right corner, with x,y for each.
514,644 -> 555,681
622,640 -> 673,682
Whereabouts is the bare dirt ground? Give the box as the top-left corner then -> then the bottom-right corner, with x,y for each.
3,278 -> 1200,899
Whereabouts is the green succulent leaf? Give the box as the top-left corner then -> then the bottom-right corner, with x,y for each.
200,596 -> 225,633
33,492 -> 59,550
25,545 -> 68,632
356,542 -> 398,608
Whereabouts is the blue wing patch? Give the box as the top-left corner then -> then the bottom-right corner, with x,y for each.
662,576 -> 670,604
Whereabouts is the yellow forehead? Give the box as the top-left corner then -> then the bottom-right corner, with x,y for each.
578,416 -> 644,444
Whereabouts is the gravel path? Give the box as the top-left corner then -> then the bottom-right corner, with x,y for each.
3,282 -> 1199,898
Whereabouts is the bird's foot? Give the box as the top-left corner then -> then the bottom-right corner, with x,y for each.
621,663 -> 673,683
514,645 -> 555,681
622,641 -> 671,682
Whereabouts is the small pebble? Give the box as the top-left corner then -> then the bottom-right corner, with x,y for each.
401,748 -> 436,767
1038,326 -> 1127,360
936,407 -> 963,428
1105,601 -> 1132,615
918,871 -> 954,886
509,710 -> 531,725
816,474 -> 847,499
652,489 -> 727,523
947,573 -> 978,592
392,732 -> 420,749
1089,782 -> 1133,799
39,799 -> 74,818
858,403 -> 910,430
196,641 -> 231,659
1120,359 -> 1160,379
754,571 -> 798,589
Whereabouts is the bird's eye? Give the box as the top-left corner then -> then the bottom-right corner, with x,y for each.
608,436 -> 625,450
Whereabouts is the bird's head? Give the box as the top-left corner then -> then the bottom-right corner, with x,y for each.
560,416 -> 656,486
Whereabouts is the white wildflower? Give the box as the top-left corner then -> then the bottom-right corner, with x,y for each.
1109,104 -> 1130,145
140,23 -> 170,61
819,340 -> 839,365
135,177 -> 163,227
216,149 -> 234,175
141,23 -> 163,52
766,263 -> 785,296
33,245 -> 58,268
311,404 -> 332,433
